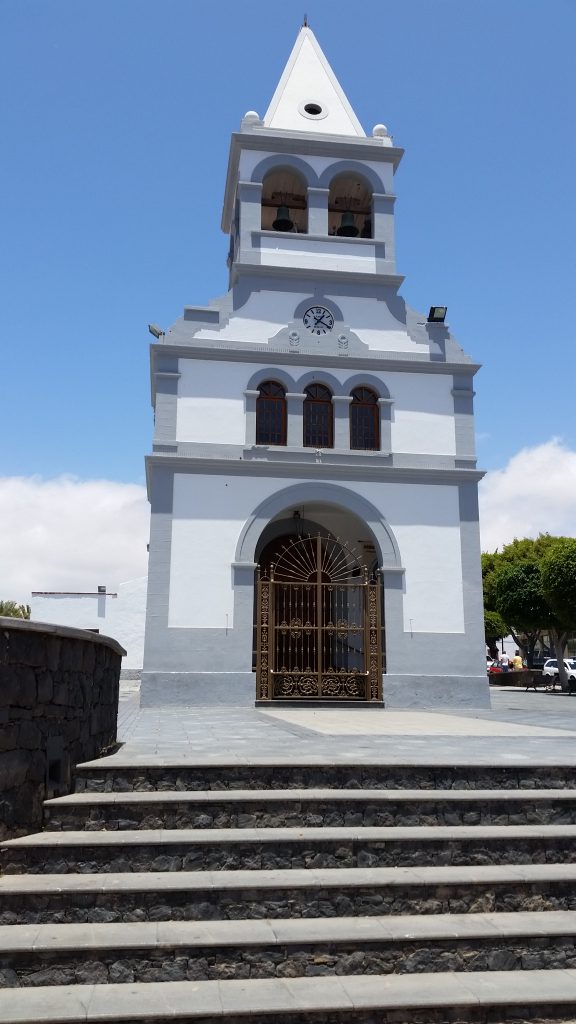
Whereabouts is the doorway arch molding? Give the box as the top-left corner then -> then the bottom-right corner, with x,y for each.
235,482 -> 402,569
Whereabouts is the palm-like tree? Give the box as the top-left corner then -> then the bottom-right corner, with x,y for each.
0,601 -> 31,619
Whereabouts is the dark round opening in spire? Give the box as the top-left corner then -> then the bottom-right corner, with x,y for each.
304,103 -> 322,116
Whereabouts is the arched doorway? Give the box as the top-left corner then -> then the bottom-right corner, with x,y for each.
256,533 -> 383,702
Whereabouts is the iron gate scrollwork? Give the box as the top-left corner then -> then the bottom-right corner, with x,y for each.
256,534 -> 383,701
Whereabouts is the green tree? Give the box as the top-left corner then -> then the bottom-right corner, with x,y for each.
0,601 -> 31,619
541,538 -> 576,624
540,538 -> 576,684
482,546 -> 544,666
486,535 -> 576,687
495,561 -> 550,668
484,609 -> 506,661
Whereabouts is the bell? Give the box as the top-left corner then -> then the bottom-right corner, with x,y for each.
272,205 -> 294,232
336,211 -> 359,237
360,217 -> 372,238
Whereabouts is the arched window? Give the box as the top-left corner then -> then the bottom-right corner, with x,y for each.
256,381 -> 287,445
350,387 -> 379,450
304,384 -> 333,448
261,169 -> 308,233
328,173 -> 373,238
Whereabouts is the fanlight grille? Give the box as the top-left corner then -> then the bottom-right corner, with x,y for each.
267,535 -> 365,584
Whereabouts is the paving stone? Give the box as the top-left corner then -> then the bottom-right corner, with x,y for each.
2,972 -> 576,1021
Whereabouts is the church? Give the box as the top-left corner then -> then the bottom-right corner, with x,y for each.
141,25 -> 490,710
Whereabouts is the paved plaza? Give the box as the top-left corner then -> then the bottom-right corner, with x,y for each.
111,682 -> 576,767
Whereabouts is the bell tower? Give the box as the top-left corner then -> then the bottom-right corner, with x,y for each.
141,25 -> 490,711
223,26 -> 400,288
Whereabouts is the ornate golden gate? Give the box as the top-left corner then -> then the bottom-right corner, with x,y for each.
256,535 -> 383,701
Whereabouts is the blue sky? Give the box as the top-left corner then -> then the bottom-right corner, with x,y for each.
1,0 -> 575,486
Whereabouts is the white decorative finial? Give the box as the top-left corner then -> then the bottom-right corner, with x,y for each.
243,111 -> 261,122
372,124 -> 389,137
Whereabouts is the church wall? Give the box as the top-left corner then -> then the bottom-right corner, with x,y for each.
175,360 -> 246,444
168,517 -> 237,629
390,373 -> 456,456
190,287 -> 431,353
174,357 -> 457,455
141,464 -> 487,708
257,237 -> 380,275
167,471 -> 465,636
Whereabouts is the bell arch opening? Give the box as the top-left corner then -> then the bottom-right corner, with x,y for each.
328,171 -> 373,238
261,168 -> 308,233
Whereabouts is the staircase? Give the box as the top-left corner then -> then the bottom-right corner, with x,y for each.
3,760 -> 576,1021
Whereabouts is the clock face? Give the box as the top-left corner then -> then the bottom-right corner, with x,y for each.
303,306 -> 334,335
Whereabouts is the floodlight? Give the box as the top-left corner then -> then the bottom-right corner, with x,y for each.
427,306 -> 447,323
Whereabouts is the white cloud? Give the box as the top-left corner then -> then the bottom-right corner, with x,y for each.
0,476 -> 149,603
479,439 -> 576,551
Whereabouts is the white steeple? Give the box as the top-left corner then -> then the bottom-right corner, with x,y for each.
263,25 -> 366,138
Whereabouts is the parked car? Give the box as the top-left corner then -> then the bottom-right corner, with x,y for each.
542,659 -> 576,690
542,659 -> 576,679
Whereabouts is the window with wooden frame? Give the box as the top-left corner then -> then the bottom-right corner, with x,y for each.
303,383 -> 333,448
255,381 -> 287,445
350,387 -> 379,450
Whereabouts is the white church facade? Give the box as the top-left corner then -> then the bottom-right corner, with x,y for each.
141,26 -> 490,709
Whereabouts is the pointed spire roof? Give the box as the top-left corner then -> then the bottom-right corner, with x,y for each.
263,26 -> 365,137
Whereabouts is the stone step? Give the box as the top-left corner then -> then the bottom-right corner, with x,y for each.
1,911 -> 576,987
43,788 -> 576,831
73,760 -> 576,793
3,970 -> 576,1022
3,824 -> 576,874
3,862 -> 576,925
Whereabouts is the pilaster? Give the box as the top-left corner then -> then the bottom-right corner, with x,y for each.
154,372 -> 180,444
244,389 -> 259,446
378,397 -> 394,453
238,181 -> 263,258
332,395 -> 353,449
373,193 -> 396,268
286,392 -> 306,446
452,375 -> 476,459
307,187 -> 329,235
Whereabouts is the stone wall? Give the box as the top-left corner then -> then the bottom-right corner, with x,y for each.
488,670 -> 540,687
0,618 -> 125,839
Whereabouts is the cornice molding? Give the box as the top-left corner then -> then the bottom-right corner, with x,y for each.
151,341 -> 480,377
145,452 -> 485,488
235,128 -> 404,161
231,261 -> 405,288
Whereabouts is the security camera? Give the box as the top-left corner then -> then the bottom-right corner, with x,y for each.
148,324 -> 165,339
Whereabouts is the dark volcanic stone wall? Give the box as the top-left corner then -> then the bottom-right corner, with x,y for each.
0,617 -> 125,839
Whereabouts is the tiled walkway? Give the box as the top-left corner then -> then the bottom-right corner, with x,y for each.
108,683 -> 576,767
